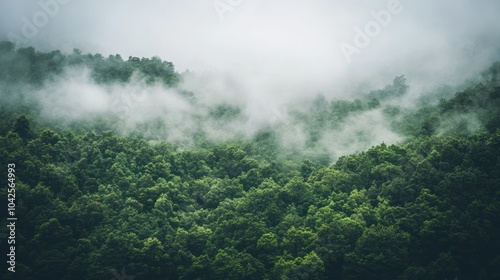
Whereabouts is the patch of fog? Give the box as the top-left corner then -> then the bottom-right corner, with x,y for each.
318,109 -> 403,160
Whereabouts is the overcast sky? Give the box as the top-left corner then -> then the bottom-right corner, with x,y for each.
1,0 -> 500,95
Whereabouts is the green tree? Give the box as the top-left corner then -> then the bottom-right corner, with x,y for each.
343,224 -> 410,280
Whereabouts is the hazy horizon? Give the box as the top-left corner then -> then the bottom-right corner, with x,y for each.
1,0 -> 499,95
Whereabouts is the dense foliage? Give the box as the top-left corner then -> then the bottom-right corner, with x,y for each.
1,44 -> 500,279
0,41 -> 180,87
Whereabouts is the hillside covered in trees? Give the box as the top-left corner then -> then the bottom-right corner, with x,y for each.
1,43 -> 500,279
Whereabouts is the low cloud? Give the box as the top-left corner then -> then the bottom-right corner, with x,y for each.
1,0 -> 499,161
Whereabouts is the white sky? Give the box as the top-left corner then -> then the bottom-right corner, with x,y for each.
1,0 -> 500,95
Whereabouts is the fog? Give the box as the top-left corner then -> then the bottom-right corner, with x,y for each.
1,0 -> 500,160
2,1 -> 500,89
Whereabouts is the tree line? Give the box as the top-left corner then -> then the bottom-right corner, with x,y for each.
0,43 -> 500,279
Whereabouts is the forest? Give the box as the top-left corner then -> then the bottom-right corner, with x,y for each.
1,42 -> 500,279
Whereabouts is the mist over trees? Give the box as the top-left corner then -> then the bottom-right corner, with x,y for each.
1,43 -> 500,279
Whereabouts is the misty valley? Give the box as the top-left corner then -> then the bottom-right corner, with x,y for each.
1,42 -> 500,280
